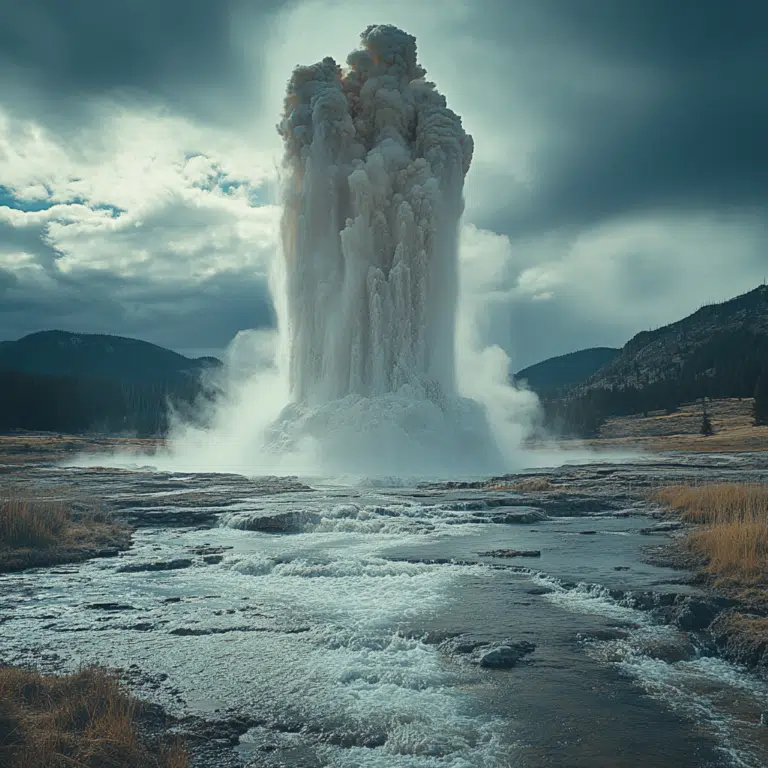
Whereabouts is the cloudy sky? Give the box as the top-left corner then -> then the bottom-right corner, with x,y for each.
1,0 -> 766,370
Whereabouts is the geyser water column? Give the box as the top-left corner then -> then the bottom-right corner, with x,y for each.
270,25 -> 502,475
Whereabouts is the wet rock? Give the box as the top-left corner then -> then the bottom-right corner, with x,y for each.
221,509 -> 320,533
479,549 -> 541,558
709,611 -> 768,672
117,558 -> 193,573
639,635 -> 696,663
619,590 -> 680,612
96,548 -> 121,558
169,626 -> 258,636
203,555 -> 224,565
674,597 -> 728,631
578,628 -> 630,642
189,546 -> 233,556
492,509 -> 547,524
477,641 -> 536,669
85,602 -> 135,612
439,635 -> 489,655
440,634 -> 536,669
640,521 -> 683,535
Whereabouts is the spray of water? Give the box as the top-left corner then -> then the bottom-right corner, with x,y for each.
76,26 -> 549,479
259,24 -> 505,476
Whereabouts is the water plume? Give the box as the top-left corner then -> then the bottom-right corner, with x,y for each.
73,26 -> 530,479
264,24 -> 503,475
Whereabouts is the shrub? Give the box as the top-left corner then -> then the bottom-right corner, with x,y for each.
0,497 -> 69,548
0,665 -> 187,768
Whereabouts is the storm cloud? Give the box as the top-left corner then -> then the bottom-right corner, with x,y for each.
0,0 -> 766,366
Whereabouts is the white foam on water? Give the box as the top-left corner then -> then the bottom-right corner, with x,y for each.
533,573 -> 647,623
535,571 -> 768,767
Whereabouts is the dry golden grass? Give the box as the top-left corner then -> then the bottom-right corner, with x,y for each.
540,398 -> 768,453
0,493 -> 132,572
653,483 -> 768,525
653,483 -> 768,585
0,665 -> 187,768
0,497 -> 69,548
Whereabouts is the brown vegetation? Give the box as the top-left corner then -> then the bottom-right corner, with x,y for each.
0,665 -> 187,768
555,398 -> 768,453
0,494 -> 132,572
653,483 -> 768,585
487,476 -> 553,493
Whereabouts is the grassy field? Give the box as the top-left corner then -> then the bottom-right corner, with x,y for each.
654,483 -> 768,585
0,495 -> 132,572
0,665 -> 187,768
563,398 -> 768,453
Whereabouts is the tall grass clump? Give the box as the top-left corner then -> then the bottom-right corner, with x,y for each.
0,496 -> 70,548
0,665 -> 188,768
654,483 -> 768,584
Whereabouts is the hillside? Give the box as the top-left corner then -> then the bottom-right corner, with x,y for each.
513,347 -> 619,396
541,285 -> 768,437
0,330 -> 221,383
0,331 -> 222,436
580,285 -> 768,393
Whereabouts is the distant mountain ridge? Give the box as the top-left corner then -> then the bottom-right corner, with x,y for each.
0,330 -> 222,383
538,284 -> 768,437
0,331 -> 222,435
578,284 -> 768,393
513,347 -> 620,397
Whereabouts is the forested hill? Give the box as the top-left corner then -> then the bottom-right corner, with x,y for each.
578,284 -> 768,393
0,331 -> 222,436
542,285 -> 768,437
513,347 -> 619,397
0,330 -> 221,382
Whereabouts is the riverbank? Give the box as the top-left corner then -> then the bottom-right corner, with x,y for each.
648,482 -> 768,675
0,664 -> 187,767
1,444 -> 767,765
0,495 -> 132,573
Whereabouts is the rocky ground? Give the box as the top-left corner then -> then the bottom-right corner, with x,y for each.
1,436 -> 768,766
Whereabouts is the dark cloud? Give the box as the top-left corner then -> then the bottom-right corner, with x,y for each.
470,0 -> 768,237
0,265 -> 275,354
0,0 -> 292,127
2,0 -> 766,364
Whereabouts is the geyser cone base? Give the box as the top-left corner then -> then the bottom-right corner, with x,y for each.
265,389 -> 504,479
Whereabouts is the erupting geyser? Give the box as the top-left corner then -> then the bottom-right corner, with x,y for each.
268,25 -> 503,475
279,25 -> 472,403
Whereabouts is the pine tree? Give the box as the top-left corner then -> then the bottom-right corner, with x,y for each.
754,371 -> 768,426
700,401 -> 714,437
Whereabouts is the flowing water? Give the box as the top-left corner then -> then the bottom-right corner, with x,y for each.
3,453 -> 768,767
3,26 -> 766,768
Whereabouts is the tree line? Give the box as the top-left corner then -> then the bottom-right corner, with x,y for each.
0,369 -> 217,437
541,330 -> 768,437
